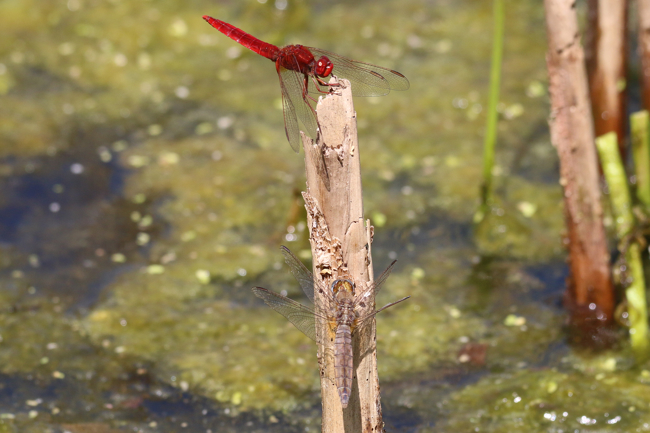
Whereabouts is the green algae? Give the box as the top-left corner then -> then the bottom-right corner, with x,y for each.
0,0 -> 611,428
435,366 -> 650,432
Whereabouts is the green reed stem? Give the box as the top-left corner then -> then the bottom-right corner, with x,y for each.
596,131 -> 649,356
476,0 -> 504,223
631,111 -> 650,210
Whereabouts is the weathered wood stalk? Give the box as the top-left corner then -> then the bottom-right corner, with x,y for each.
302,78 -> 383,432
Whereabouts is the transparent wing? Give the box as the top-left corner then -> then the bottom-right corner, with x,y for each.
280,246 -> 337,309
356,296 -> 410,329
306,47 -> 410,97
280,246 -> 315,302
353,260 -> 398,309
277,68 -> 302,152
278,69 -> 330,189
252,287 -> 326,342
279,67 -> 319,142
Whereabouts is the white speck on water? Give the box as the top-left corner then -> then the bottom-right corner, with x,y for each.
543,412 -> 556,421
407,34 -> 422,48
607,416 -> 621,424
175,86 -> 189,99
578,416 -> 596,425
49,203 -> 61,213
217,116 -> 234,129
226,47 -> 241,59
70,163 -> 84,174
169,19 -> 188,37
113,53 -> 128,67
237,268 -> 247,277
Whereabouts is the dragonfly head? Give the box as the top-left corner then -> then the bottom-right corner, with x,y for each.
331,279 -> 355,297
314,56 -> 334,78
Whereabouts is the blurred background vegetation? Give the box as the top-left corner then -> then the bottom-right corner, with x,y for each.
1,0 -> 647,432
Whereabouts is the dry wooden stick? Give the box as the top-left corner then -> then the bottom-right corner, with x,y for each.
301,78 -> 383,433
544,0 -> 614,323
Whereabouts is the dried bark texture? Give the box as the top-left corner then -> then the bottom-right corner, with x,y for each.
640,0 -> 650,111
585,0 -> 628,151
302,79 -> 383,433
544,0 -> 614,323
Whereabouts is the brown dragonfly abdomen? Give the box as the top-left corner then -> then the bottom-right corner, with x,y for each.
334,324 -> 353,408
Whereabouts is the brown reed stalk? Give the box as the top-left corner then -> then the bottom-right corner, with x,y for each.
301,78 -> 384,433
544,0 -> 615,326
585,0 -> 628,154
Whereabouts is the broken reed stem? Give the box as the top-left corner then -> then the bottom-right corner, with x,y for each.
301,78 -> 383,433
631,111 -> 650,210
596,132 -> 649,356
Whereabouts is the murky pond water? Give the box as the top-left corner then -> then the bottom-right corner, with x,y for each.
1,0 -> 649,431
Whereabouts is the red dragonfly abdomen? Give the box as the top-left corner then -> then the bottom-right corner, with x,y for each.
334,324 -> 353,408
202,16 -> 280,61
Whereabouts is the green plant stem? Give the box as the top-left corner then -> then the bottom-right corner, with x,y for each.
596,131 -> 649,356
631,110 -> 650,209
476,0 -> 504,222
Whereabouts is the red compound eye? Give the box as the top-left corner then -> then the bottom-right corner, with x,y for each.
315,56 -> 334,77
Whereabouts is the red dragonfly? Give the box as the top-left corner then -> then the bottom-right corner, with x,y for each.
202,16 -> 410,152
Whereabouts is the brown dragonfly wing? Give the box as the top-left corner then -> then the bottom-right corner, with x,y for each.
252,287 -> 330,342
350,259 -> 408,349
356,296 -> 410,328
352,259 -> 398,310
306,47 -> 410,97
280,246 -> 338,310
280,246 -> 316,302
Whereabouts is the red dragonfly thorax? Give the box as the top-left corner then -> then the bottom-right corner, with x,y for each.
275,45 -> 316,75
271,45 -> 334,78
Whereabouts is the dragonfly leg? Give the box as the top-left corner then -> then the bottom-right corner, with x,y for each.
316,76 -> 340,88
302,74 -> 321,104
310,75 -> 340,94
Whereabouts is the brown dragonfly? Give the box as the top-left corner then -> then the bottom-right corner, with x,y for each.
252,246 -> 409,409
